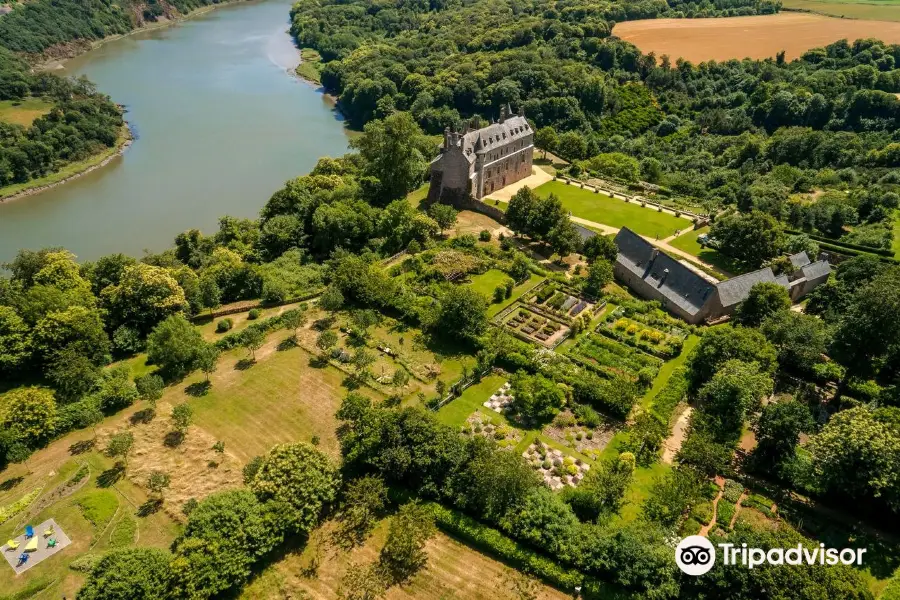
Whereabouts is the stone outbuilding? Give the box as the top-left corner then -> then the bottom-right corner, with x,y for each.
612,227 -> 831,324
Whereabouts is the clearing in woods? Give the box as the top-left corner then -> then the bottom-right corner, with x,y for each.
0,98 -> 52,127
613,13 -> 900,62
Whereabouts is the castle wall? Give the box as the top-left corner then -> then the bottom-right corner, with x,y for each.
475,137 -> 533,199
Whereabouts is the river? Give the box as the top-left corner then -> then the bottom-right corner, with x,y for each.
0,0 -> 350,263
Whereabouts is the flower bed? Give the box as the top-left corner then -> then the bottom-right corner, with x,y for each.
600,316 -> 683,359
542,411 -> 615,459
570,334 -> 661,380
522,440 -> 591,490
463,411 -> 522,448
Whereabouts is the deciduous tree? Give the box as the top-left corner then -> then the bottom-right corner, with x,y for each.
733,282 -> 791,327
146,315 -> 206,379
378,502 -> 436,583
77,547 -> 172,600
0,386 -> 57,447
249,442 -> 340,533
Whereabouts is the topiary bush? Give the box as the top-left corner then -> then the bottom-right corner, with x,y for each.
479,229 -> 491,242
216,318 -> 233,333
247,309 -> 261,320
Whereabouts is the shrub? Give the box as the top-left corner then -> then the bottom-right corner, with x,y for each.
680,518 -> 702,536
586,431 -> 594,440
722,479 -> 743,503
216,318 -> 233,333
493,285 -> 506,303
554,412 -> 577,428
573,404 -> 602,428
479,229 -> 492,242
69,553 -> 103,573
247,309 -> 261,320
542,459 -> 551,469
637,367 -> 656,387
649,367 -> 689,422
690,501 -> 713,524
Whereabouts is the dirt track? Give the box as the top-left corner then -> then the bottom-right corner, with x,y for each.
614,13 -> 900,62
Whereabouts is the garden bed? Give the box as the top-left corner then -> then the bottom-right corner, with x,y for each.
600,315 -> 684,359
463,411 -> 523,449
522,440 -> 591,491
501,305 -> 572,348
569,334 -> 662,381
542,412 -> 616,461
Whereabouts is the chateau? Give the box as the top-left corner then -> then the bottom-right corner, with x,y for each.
427,105 -> 534,204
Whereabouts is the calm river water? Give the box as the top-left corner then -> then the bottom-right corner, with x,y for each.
0,0 -> 349,263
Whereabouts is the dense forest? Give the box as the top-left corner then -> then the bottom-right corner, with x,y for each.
0,47 -> 123,189
0,0 -> 242,55
291,0 -> 900,250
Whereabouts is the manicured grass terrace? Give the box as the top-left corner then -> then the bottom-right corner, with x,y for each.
533,181 -> 686,239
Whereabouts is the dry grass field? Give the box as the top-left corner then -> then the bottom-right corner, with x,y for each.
239,520 -> 570,600
0,98 -> 52,127
613,13 -> 900,61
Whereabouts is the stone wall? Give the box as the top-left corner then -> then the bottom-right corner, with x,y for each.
424,185 -> 507,224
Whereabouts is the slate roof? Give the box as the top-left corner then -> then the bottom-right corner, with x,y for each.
788,252 -> 812,268
801,260 -> 831,281
615,228 -> 716,318
450,116 -> 530,165
775,274 -> 790,288
715,267 -> 784,308
573,223 -> 597,241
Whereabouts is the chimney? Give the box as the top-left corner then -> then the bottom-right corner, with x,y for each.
443,126 -> 451,151
650,248 -> 659,262
499,105 -> 507,123
518,105 -> 524,117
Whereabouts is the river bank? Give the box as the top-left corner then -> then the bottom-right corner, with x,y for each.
37,2 -> 247,70
0,124 -> 133,203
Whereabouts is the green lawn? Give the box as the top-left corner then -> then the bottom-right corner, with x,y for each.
467,269 -> 512,303
407,183 -> 429,209
642,334 -> 699,414
186,343 -> 383,461
436,374 -> 507,427
668,227 -> 745,276
0,453 -> 181,600
487,273 -> 543,318
0,98 -> 52,127
534,181 -> 686,239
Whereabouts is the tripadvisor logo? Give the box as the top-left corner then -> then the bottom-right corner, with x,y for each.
676,535 -> 716,576
675,535 -> 867,576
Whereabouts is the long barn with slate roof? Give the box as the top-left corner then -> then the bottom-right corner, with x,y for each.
613,227 -> 831,324
427,105 -> 534,203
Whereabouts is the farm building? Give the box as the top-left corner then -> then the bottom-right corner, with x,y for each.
613,227 -> 830,324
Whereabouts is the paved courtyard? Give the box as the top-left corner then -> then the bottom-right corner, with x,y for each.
2,518 -> 72,575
